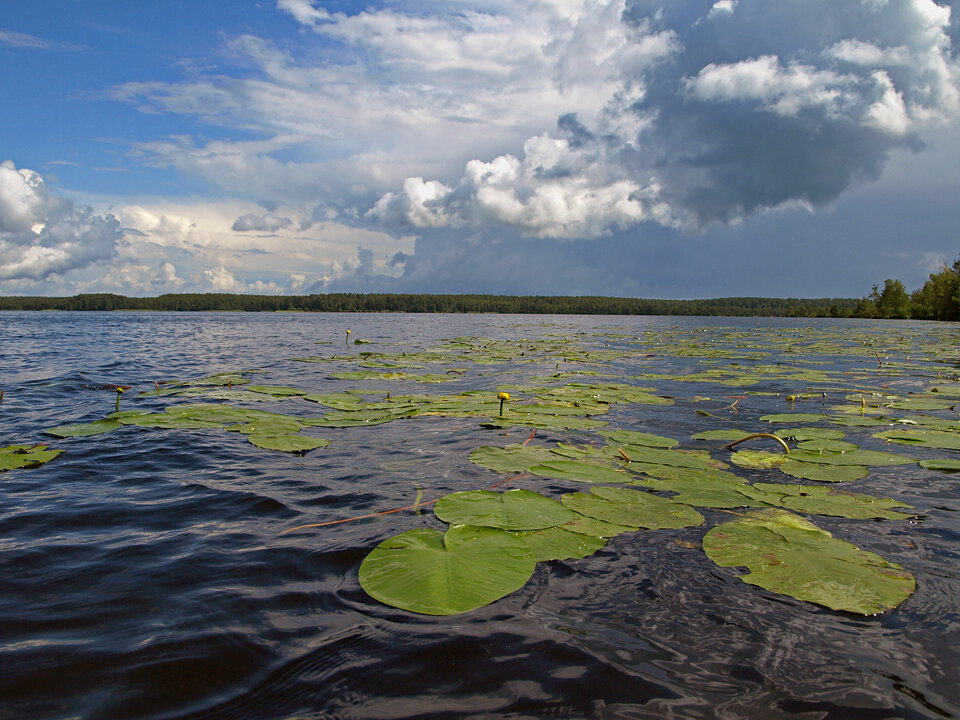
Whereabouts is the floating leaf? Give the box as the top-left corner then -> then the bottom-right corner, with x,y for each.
829,415 -> 892,427
775,427 -> 846,442
309,407 -> 419,427
529,459 -> 633,484
246,433 -> 330,453
509,527 -> 607,561
796,439 -> 859,453
119,413 -> 224,430
482,414 -> 609,431
691,429 -> 752,441
226,417 -> 304,436
560,515 -> 635,538
358,525 -> 536,615
779,460 -> 869,483
246,385 -> 308,397
873,428 -> 960,450
787,449 -> 915,467
750,484 -> 914,520
43,419 -> 122,438
884,398 -> 957,411
600,430 -> 678,448
0,444 -> 63,471
730,450 -> 788,470
469,444 -> 561,474
703,509 -> 916,614
562,486 -> 704,529
615,445 -> 726,471
760,413 -> 829,423
434,489 -> 576,530
919,458 -> 960,473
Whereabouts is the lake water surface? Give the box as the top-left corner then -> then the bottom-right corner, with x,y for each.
1,311 -> 959,720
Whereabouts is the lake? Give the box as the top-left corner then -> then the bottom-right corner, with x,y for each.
1,311 -> 959,719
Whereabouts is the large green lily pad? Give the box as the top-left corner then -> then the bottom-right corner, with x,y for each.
730,450 -> 788,470
358,525 -> 536,615
562,486 -> 704,529
247,433 -> 330,453
874,428 -> 960,450
43,419 -> 122,438
750,484 -> 915,520
779,460 -> 869,483
509,527 -> 607,562
469,444 -> 560,474
434,489 -> 576,530
600,430 -> 678,448
529,459 -> 633,484
787,448 -> 915,467
703,509 -> 916,614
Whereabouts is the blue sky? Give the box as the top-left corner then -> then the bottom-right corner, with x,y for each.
2,0 -> 959,298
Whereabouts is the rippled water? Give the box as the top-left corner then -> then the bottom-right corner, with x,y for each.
1,311 -> 959,720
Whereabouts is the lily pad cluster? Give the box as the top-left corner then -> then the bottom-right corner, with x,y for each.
15,325 -> 960,617
359,485 -> 703,615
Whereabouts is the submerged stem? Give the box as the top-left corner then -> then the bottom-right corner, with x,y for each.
723,433 -> 790,454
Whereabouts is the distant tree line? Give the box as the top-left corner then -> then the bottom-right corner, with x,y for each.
854,254 -> 960,321
0,292 -> 863,317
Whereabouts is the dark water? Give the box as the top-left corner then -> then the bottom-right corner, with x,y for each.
1,311 -> 959,720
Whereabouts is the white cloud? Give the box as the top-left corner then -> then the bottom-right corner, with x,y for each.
0,161 -> 122,281
707,1 -> 736,18
276,0 -> 330,26
34,0 -> 960,281
683,56 -> 854,118
232,212 -> 292,232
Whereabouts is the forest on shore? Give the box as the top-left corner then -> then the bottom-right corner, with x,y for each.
2,255 -> 957,319
0,293 -> 860,317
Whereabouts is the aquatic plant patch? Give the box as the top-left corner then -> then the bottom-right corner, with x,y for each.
703,509 -> 916,614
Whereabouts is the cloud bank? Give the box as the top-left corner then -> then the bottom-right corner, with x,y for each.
111,0 -> 959,242
3,0 -> 957,297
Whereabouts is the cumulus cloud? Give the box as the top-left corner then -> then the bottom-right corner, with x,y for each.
92,0 -> 960,271
0,161 -> 122,280
231,212 -> 292,232
367,0 -> 959,234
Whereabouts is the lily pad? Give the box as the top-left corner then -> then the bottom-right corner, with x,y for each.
600,430 -> 678,448
469,444 -> 561,474
529,459 -> 633,484
434,489 -> 576,530
760,413 -> 829,423
119,413 -> 224,430
43,419 -> 122,438
730,450 -> 788,470
751,484 -> 915,520
509,527 -> 607,562
615,445 -> 726,471
779,460 -> 869,483
919,458 -> 960,473
796,439 -> 859,453
703,509 -> 916,614
562,486 -> 704,529
691,429 -> 752,441
787,449 -> 915,467
560,515 -> 635,538
358,525 -> 536,615
247,433 -> 330,453
775,427 -> 846,442
873,428 -> 960,450
1,444 -> 63,471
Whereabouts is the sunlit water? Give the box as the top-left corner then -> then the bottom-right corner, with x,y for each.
1,311 -> 958,720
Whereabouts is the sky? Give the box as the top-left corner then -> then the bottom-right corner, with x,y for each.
1,0 -> 959,299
